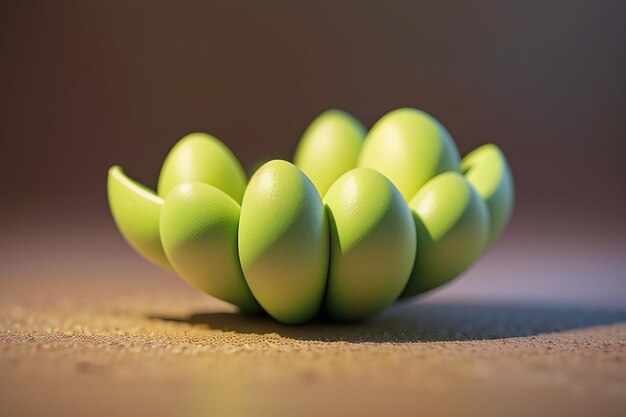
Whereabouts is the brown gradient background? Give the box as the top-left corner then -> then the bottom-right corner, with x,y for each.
0,1 -> 625,300
1,3 -> 626,417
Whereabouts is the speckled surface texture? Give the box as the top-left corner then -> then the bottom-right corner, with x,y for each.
1,228 -> 625,417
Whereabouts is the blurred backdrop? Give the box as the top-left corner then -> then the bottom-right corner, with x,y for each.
1,1 -> 624,306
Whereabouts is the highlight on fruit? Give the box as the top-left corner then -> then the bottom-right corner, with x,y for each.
108,108 -> 514,324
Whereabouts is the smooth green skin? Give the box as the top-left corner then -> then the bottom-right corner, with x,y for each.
107,110 -> 514,323
157,133 -> 247,203
107,166 -> 171,270
294,109 -> 366,197
238,160 -> 329,324
462,144 -> 514,244
323,168 -> 416,321
402,172 -> 490,297
358,108 -> 461,201
159,182 -> 261,313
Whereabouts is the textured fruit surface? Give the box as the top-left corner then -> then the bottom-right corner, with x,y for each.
359,108 -> 461,200
402,172 -> 489,297
108,166 -> 171,270
107,108 -> 515,323
238,160 -> 329,324
157,132 -> 247,203
294,109 -> 366,197
462,144 -> 514,243
323,168 -> 416,321
159,182 -> 261,313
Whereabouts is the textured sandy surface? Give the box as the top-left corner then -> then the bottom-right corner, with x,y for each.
1,230 -> 625,417
2,282 -> 626,417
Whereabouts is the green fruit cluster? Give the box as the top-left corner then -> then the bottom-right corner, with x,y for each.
108,108 -> 514,324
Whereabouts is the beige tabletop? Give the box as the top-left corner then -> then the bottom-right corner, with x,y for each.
1,223 -> 625,417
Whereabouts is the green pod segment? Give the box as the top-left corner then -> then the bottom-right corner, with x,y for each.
402,172 -> 490,298
462,144 -> 514,244
107,166 -> 171,270
238,160 -> 329,324
323,168 -> 416,321
159,182 -> 262,313
358,108 -> 461,201
294,109 -> 366,197
157,132 -> 247,203
107,109 -> 515,323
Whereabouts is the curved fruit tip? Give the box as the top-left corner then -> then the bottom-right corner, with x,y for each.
247,157 -> 272,178
294,109 -> 366,197
157,132 -> 247,203
358,107 -> 461,201
461,144 -> 514,244
323,167 -> 416,321
107,166 -> 171,270
238,160 -> 329,324
160,182 -> 262,314
401,172 -> 489,298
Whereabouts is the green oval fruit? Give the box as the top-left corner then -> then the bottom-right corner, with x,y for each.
107,166 -> 171,270
238,160 -> 329,324
462,144 -> 514,244
358,108 -> 461,200
159,182 -> 261,313
157,132 -> 247,203
294,109 -> 366,197
323,168 -> 416,321
402,172 -> 489,297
